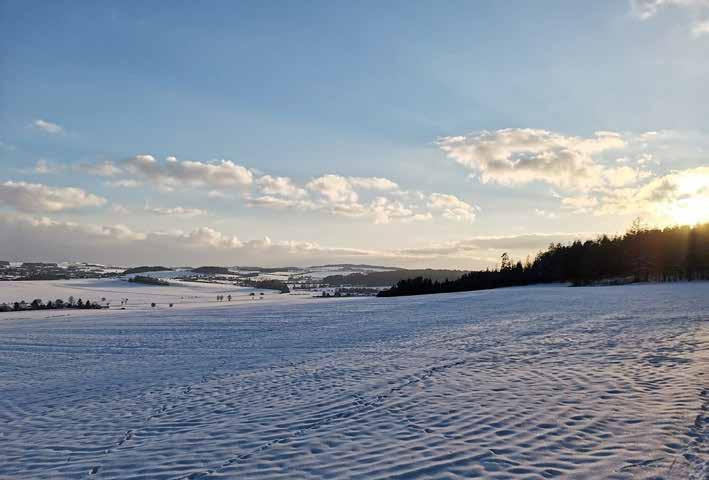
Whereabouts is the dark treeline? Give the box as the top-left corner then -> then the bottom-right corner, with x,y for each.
321,269 -> 465,287
0,297 -> 103,312
128,275 -> 170,286
122,266 -> 172,275
242,279 -> 290,293
378,222 -> 709,297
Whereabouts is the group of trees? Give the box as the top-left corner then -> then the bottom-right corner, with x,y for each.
0,296 -> 104,312
122,266 -> 172,275
128,275 -> 170,286
321,269 -> 464,287
379,222 -> 709,297
242,279 -> 290,293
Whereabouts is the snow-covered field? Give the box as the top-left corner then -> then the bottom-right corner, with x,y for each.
0,278 -> 295,313
1,282 -> 707,479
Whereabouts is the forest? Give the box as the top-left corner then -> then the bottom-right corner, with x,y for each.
378,222 -> 709,297
321,269 -> 465,287
128,275 -> 170,286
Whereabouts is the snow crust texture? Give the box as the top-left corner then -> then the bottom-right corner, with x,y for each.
1,283 -> 707,479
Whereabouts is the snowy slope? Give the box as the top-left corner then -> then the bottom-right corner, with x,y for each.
0,278 -> 291,312
0,283 -> 707,479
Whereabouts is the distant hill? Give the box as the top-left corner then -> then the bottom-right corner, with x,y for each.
122,266 -> 173,275
192,266 -> 231,275
321,269 -> 466,287
235,266 -> 302,273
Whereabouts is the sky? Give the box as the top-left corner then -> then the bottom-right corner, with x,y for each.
1,0 -> 708,268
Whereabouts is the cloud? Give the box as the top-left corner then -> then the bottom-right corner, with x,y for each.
692,19 -> 709,35
81,155 -> 470,225
178,226 -> 243,248
392,232 -> 591,258
534,209 -> 558,219
0,213 -> 380,266
366,197 -> 432,224
111,204 -> 130,215
594,166 -> 709,221
306,175 -> 359,203
244,195 -> 316,211
561,195 -> 600,213
256,175 -> 308,198
602,165 -> 651,187
31,160 -> 64,175
123,155 -> 254,190
438,129 -> 626,190
105,179 -> 142,188
296,174 -> 431,223
145,206 -> 208,217
305,175 -> 400,202
82,161 -> 122,177
556,166 -> 709,223
0,212 -> 593,269
207,190 -> 233,199
245,193 -> 433,224
0,181 -> 106,213
348,177 -> 399,191
427,193 -> 478,222
631,0 -> 708,19
630,0 -> 709,36
32,119 -> 64,134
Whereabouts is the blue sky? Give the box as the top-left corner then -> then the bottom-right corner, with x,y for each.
1,0 -> 708,267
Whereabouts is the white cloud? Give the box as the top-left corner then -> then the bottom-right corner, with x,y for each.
438,129 -> 626,190
306,175 -> 359,203
178,226 -> 243,248
0,212 -> 594,269
594,166 -> 709,222
256,175 -> 308,198
32,119 -> 64,135
427,193 -> 477,223
692,19 -> 709,35
82,161 -> 122,177
299,175 -> 426,223
534,209 -> 558,219
561,195 -> 600,213
555,166 -> 709,224
348,177 -> 399,191
145,206 -> 208,217
392,232 -> 591,259
244,195 -> 315,211
602,165 -> 651,187
111,204 -> 130,215
305,175 -> 400,202
631,0 -> 709,19
32,160 -> 64,175
0,213 -> 380,266
367,197 -> 431,224
0,181 -> 106,213
630,0 -> 709,36
105,179 -> 142,188
80,154 -> 469,225
123,155 -> 254,190
207,190 -> 232,199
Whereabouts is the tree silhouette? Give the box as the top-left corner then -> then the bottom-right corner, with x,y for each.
380,222 -> 709,297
